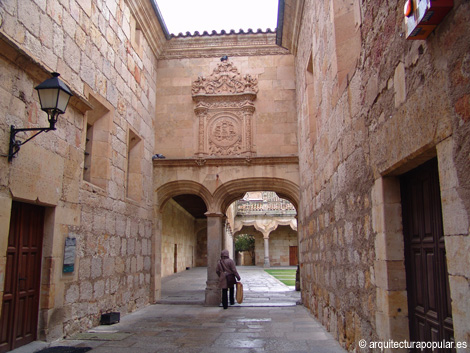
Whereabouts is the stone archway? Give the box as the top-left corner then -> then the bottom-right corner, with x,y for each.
233,215 -> 297,267
153,158 -> 300,305
213,177 -> 300,213
205,178 -> 300,304
156,180 -> 213,211
153,181 -> 212,302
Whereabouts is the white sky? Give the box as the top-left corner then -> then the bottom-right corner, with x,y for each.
156,0 -> 279,35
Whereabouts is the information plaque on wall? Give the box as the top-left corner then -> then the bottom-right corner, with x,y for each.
63,236 -> 76,273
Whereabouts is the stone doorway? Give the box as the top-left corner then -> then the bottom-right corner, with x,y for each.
400,158 -> 454,346
0,202 -> 45,353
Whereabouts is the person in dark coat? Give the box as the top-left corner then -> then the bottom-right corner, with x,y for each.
216,249 -> 241,309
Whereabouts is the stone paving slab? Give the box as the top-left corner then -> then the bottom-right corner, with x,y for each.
53,304 -> 346,353
158,266 -> 301,306
14,267 -> 346,353
69,333 -> 133,341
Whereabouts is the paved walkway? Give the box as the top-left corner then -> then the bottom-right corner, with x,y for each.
12,266 -> 346,353
158,266 -> 301,306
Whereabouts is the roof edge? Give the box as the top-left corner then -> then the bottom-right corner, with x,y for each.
171,28 -> 277,39
151,0 -> 171,40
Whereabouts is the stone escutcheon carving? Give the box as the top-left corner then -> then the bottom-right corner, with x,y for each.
192,61 -> 258,157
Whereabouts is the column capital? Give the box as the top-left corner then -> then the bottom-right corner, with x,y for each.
205,211 -> 225,218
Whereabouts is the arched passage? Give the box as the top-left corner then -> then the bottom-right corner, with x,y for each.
153,181 -> 211,302
228,190 -> 298,268
234,224 -> 298,266
213,177 -> 300,214
210,178 -> 300,304
156,180 -> 213,212
160,194 -> 207,277
154,176 -> 300,306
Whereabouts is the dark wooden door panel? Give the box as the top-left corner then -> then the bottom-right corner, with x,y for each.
426,252 -> 437,312
289,246 -> 298,266
401,158 -> 454,352
412,249 -> 424,306
0,202 -> 44,353
417,321 -> 426,341
0,301 -> 11,348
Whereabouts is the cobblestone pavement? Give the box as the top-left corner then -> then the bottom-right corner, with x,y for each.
12,267 -> 346,353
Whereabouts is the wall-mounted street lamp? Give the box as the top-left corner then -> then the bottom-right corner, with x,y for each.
8,72 -> 73,162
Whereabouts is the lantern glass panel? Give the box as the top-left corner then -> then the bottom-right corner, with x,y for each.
57,89 -> 72,113
38,88 -> 60,111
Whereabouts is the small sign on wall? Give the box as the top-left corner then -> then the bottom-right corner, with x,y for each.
405,0 -> 453,40
63,236 -> 76,273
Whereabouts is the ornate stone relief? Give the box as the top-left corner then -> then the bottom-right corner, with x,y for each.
192,61 -> 258,157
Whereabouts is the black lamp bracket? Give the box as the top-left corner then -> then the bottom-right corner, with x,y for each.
8,123 -> 56,162
5,72 -> 72,162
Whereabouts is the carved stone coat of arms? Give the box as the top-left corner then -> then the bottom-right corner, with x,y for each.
192,60 -> 258,157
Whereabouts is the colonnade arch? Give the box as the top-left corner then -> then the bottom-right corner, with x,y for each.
233,220 -> 297,267
214,177 -> 299,214
155,176 -> 300,305
156,177 -> 299,214
155,180 -> 212,212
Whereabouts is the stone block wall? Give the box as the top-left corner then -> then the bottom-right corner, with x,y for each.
295,0 -> 470,351
194,219 -> 208,267
161,199 -> 198,277
0,0 -> 159,341
266,225 -> 298,266
155,55 -> 297,158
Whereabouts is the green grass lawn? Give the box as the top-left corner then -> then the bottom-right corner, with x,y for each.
264,269 -> 296,286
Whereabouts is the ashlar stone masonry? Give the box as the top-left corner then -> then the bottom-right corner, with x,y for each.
0,0 -> 469,352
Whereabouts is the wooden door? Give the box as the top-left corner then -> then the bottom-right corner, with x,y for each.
0,202 -> 44,353
289,246 -> 298,266
401,159 -> 454,352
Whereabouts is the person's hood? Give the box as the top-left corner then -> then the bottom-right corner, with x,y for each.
221,249 -> 229,258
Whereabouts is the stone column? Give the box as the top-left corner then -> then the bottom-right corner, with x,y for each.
263,234 -> 270,268
205,212 -> 224,306
222,219 -> 228,251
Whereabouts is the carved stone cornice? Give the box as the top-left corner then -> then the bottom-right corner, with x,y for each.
125,1 -> 292,60
125,0 -> 169,58
152,155 -> 299,167
160,33 -> 290,59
